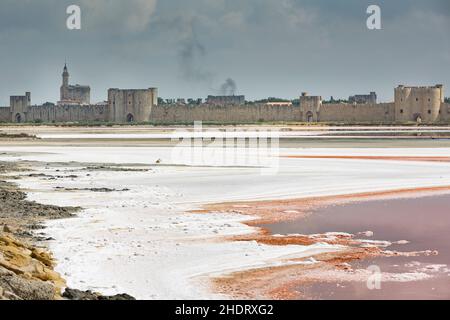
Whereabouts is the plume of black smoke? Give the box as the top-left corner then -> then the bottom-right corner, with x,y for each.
219,78 -> 237,96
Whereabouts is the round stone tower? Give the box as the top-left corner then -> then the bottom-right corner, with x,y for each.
394,85 -> 443,123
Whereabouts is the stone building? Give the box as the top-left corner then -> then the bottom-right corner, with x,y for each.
8,90 -> 108,123
394,85 -> 443,123
10,92 -> 31,123
0,64 -> 448,124
107,88 -> 158,123
349,92 -> 377,104
206,95 -> 245,105
299,92 -> 322,122
58,64 -> 90,105
0,64 -> 158,123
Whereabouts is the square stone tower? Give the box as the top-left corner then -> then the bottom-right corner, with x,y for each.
10,92 -> 31,123
107,88 -> 158,123
299,92 -> 322,122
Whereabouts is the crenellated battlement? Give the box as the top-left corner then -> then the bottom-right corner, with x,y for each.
0,65 -> 448,124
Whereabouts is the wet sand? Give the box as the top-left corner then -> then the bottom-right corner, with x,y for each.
202,185 -> 450,226
262,194 -> 450,299
210,189 -> 450,299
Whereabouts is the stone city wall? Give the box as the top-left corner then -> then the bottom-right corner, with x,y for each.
0,107 -> 10,122
149,104 -> 302,124
107,88 -> 157,123
394,86 -> 443,123
25,104 -> 108,123
319,103 -> 395,123
149,103 -> 396,124
1,101 -> 449,124
439,103 -> 450,122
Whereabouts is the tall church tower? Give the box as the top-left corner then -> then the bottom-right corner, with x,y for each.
60,63 -> 69,102
62,63 -> 69,87
58,63 -> 91,105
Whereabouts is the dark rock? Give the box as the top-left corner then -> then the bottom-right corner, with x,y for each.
62,288 -> 99,300
63,288 -> 136,300
98,293 -> 136,300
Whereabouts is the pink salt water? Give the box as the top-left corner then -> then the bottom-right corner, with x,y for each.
264,194 -> 450,299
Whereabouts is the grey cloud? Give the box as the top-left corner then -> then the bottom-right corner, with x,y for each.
174,16 -> 214,83
0,0 -> 448,105
79,0 -> 158,33
178,33 -> 213,83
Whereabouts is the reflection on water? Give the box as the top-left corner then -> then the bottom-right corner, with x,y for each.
264,194 -> 450,299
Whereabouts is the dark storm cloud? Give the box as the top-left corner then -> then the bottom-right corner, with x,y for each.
0,0 -> 448,105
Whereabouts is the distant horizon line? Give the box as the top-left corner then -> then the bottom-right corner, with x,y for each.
0,63 -> 447,106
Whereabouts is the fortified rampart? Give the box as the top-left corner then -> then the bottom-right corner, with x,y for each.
318,103 -> 395,123
394,85 -> 443,123
10,92 -> 31,123
1,94 -> 447,125
107,88 -> 158,123
441,103 -> 450,122
297,92 -> 394,123
150,104 -> 301,124
0,64 -> 447,124
0,107 -> 10,122
3,103 -> 109,123
149,102 -> 395,124
299,93 -> 322,122
25,104 -> 108,123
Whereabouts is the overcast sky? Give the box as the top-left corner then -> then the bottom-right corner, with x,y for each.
0,0 -> 449,105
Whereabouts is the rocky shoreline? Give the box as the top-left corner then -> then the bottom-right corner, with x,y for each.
0,161 -> 135,300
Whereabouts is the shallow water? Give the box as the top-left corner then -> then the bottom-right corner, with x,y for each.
264,194 -> 450,299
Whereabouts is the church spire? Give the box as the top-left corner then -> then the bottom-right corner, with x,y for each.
62,62 -> 69,87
